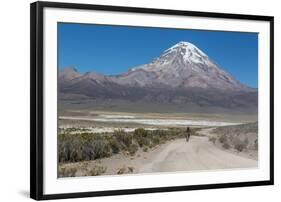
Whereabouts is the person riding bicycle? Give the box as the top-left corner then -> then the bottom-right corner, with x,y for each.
185,127 -> 191,142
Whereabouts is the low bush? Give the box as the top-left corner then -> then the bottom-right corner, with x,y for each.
218,135 -> 227,144
114,129 -> 132,149
134,128 -> 151,147
152,135 -> 161,145
88,163 -> 107,176
92,139 -> 111,159
234,143 -> 246,152
222,142 -> 230,149
108,137 -> 121,154
135,136 -> 150,147
143,147 -> 148,152
128,166 -> 134,173
117,166 -> 126,175
58,167 -> 77,177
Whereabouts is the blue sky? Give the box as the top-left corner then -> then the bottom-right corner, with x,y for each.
58,23 -> 258,88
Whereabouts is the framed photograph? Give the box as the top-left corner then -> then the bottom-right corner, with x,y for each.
30,1 -> 274,200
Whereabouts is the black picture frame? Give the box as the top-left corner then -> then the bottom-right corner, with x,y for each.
30,1 -> 274,200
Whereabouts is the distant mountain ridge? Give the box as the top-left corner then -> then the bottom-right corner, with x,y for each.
59,41 -> 257,111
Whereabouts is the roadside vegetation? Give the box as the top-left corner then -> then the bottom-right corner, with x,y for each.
58,161 -> 107,177
58,127 -> 197,164
208,122 -> 258,155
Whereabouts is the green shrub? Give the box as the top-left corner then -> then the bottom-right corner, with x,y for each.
134,128 -> 150,147
81,143 -> 95,161
135,136 -> 150,147
92,139 -> 111,159
114,130 -> 132,148
109,137 -> 121,154
134,128 -> 148,136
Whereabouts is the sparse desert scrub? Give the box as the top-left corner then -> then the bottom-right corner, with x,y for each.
58,127 -> 191,164
88,163 -> 107,176
58,132 -> 113,163
58,166 -> 77,177
60,127 -> 91,134
213,122 -> 257,136
58,162 -> 107,177
117,165 -> 134,174
212,122 -> 258,157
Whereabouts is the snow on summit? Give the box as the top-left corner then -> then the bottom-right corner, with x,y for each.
160,41 -> 209,64
130,41 -> 208,71
131,41 -> 214,73
166,41 -> 207,57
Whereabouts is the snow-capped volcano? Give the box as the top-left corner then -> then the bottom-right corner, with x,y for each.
116,41 -> 251,91
129,41 -> 210,73
59,41 -> 257,112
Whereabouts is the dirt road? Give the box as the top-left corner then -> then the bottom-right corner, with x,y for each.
138,128 -> 257,173
61,128 -> 258,176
